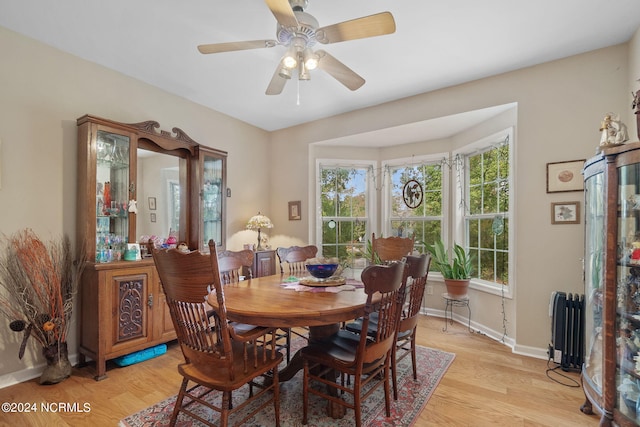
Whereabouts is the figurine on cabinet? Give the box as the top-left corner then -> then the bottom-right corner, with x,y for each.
128,199 -> 138,214
600,112 -> 629,147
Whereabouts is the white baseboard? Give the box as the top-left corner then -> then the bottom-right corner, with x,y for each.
0,353 -> 81,389
422,308 -> 548,361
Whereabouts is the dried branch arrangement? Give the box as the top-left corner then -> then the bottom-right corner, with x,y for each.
0,229 -> 85,359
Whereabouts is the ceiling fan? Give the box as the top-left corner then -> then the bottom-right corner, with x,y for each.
197,0 -> 396,95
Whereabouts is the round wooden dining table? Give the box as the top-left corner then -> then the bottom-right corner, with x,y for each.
206,272 -> 371,419
208,273 -> 368,328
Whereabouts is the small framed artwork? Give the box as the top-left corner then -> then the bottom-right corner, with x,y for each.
546,160 -> 585,193
148,197 -> 157,210
288,201 -> 301,221
150,213 -> 156,223
551,201 -> 580,224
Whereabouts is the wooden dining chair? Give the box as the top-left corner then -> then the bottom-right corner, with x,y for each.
152,240 -> 283,427
300,260 -> 407,427
392,253 -> 431,399
275,245 -> 319,347
345,253 -> 431,399
371,232 -> 414,264
217,249 -> 254,283
276,245 -> 318,275
218,248 -> 292,363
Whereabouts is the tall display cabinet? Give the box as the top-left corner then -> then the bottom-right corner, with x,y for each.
582,141 -> 640,426
76,115 -> 226,379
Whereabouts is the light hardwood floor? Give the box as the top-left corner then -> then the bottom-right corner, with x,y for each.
0,315 -> 600,426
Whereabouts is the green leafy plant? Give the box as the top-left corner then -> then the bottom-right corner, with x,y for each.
362,238 -> 382,265
424,239 -> 473,279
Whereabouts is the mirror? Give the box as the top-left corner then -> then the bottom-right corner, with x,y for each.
136,148 -> 182,244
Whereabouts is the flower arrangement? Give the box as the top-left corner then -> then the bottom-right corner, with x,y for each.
0,229 -> 85,384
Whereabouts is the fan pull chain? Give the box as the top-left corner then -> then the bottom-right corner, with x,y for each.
296,78 -> 301,106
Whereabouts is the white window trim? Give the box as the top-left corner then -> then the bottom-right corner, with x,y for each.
315,159 -> 377,253
382,153 -> 450,239
452,127 -> 515,298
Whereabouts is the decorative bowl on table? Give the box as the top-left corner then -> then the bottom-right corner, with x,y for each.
306,263 -> 339,279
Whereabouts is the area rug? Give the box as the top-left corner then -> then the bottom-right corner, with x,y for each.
119,344 -> 454,427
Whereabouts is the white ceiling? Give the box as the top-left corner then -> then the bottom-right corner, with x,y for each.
1,0 -> 640,140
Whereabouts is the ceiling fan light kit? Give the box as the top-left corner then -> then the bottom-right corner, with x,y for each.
197,0 -> 396,95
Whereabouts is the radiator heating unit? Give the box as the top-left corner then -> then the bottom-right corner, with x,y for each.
549,291 -> 585,371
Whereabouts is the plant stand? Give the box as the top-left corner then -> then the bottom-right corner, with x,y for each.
442,293 -> 472,333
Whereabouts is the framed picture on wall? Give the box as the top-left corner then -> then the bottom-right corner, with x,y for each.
546,160 -> 585,193
288,201 -> 301,220
551,201 -> 580,224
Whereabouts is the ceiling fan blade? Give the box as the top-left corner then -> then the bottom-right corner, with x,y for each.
316,12 -> 396,44
316,50 -> 365,91
197,40 -> 277,54
266,63 -> 288,95
265,0 -> 299,28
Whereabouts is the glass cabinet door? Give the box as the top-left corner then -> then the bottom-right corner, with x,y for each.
95,129 -> 132,262
584,169 -> 605,398
616,163 -> 640,422
200,148 -> 226,251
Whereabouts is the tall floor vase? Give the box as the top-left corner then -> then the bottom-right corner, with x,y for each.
40,341 -> 71,385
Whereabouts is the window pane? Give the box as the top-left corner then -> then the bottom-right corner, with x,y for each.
319,165 -> 369,266
468,219 -> 479,248
464,140 -> 510,286
484,149 -> 498,181
469,154 -> 482,185
388,160 -> 443,253
479,249 -> 495,281
320,169 -> 337,216
496,250 -> 509,284
469,184 -> 482,215
482,183 -> 497,213
496,218 -> 508,250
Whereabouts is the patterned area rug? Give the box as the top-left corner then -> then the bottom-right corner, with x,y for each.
119,344 -> 454,427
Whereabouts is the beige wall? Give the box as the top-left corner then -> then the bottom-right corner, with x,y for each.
270,42 -> 637,358
0,22 -> 639,384
0,26 -> 270,380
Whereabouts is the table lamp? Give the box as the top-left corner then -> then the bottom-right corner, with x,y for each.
246,212 -> 273,251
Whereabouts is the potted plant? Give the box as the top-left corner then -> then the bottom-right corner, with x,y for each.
424,239 -> 473,297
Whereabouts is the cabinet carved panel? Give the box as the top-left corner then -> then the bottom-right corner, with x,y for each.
116,275 -> 146,343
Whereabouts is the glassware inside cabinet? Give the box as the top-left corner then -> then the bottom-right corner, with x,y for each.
617,163 -> 640,422
202,153 -> 223,248
584,170 -> 605,394
95,130 -> 130,262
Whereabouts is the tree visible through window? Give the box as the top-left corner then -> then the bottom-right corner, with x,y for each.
388,160 -> 444,251
319,165 -> 369,265
464,141 -> 510,285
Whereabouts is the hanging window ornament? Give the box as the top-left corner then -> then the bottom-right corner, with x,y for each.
328,220 -> 336,229
402,179 -> 423,209
492,216 -> 505,235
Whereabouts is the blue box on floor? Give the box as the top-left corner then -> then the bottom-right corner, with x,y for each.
114,343 -> 167,367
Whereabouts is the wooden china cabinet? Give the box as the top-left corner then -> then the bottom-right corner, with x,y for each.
582,141 -> 640,425
76,115 -> 226,379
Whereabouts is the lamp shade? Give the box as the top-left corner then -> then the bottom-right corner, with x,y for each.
246,212 -> 274,230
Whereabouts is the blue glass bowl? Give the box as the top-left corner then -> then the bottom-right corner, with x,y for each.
306,264 -> 339,279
